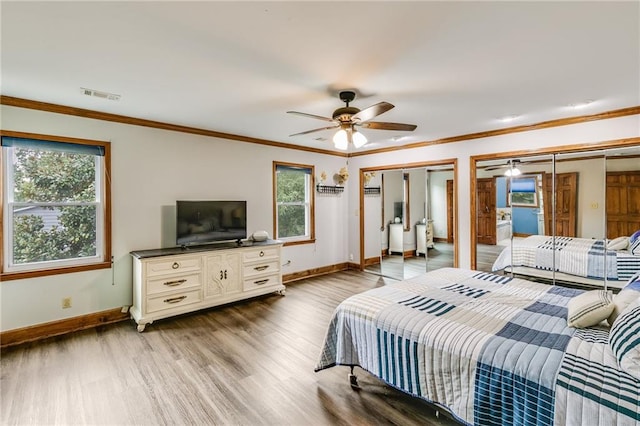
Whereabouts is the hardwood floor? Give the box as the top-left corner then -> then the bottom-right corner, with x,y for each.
1,270 -> 460,426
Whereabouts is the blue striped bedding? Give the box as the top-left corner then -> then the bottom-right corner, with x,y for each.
492,235 -> 640,282
315,268 -> 640,425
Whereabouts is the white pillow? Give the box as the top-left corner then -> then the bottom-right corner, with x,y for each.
607,236 -> 629,251
567,290 -> 614,328
609,297 -> 640,379
608,272 -> 640,326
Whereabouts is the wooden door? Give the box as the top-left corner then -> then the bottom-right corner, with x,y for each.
477,178 -> 496,245
606,171 -> 640,238
446,179 -> 454,243
543,172 -> 578,237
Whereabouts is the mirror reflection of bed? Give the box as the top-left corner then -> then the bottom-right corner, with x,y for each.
474,144 -> 640,291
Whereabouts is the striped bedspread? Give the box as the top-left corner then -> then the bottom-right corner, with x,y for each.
492,235 -> 640,281
315,268 -> 640,426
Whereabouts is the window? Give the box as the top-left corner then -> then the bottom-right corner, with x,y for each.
508,175 -> 539,207
1,131 -> 111,280
273,162 -> 315,245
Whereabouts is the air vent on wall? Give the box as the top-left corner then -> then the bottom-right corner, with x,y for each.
81,87 -> 121,101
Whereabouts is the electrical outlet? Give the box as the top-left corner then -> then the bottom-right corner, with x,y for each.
62,297 -> 72,309
349,253 -> 354,261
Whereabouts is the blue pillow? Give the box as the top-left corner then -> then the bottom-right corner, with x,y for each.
631,229 -> 640,244
609,297 -> 640,379
608,272 -> 640,325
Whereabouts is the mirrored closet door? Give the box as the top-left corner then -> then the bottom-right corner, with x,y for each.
472,140 -> 640,290
361,161 -> 457,280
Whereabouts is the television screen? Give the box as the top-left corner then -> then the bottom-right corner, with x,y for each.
176,200 -> 247,246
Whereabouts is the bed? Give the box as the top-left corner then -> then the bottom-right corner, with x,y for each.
315,268 -> 640,426
491,235 -> 640,290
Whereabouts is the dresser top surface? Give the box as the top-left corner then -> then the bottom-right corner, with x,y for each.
130,239 -> 283,259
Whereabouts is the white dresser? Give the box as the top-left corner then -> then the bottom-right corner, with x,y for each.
130,241 -> 284,331
388,223 -> 404,255
416,221 -> 435,256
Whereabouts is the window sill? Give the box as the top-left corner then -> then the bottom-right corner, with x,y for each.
282,238 -> 316,247
1,261 -> 112,281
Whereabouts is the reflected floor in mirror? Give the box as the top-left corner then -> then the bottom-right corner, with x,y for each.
365,242 -> 455,280
477,237 -> 525,272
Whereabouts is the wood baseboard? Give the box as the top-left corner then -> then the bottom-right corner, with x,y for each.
283,262 -> 349,283
1,308 -> 130,349
3,263 -> 355,349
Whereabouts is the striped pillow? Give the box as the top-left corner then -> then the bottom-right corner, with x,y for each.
609,297 -> 640,379
631,238 -> 640,256
608,272 -> 640,326
567,290 -> 614,328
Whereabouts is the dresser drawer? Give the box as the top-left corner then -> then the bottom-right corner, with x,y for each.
147,272 -> 201,295
243,247 -> 279,262
243,274 -> 281,291
146,256 -> 201,277
242,260 -> 280,278
146,289 -> 202,313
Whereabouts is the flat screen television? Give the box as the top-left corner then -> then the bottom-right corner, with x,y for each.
176,200 -> 247,246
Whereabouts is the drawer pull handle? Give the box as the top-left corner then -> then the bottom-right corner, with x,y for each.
164,295 -> 187,304
254,279 -> 269,285
171,262 -> 179,269
254,265 -> 269,271
259,251 -> 265,257
164,279 -> 187,287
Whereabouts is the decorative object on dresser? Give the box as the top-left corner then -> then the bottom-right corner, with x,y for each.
130,240 -> 284,332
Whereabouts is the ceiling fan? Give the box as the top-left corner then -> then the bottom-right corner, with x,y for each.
485,159 -> 535,176
484,158 -> 549,176
287,90 -> 417,150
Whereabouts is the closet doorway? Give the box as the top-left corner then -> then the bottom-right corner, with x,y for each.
359,159 -> 458,280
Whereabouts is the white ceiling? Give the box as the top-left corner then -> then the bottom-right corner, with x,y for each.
2,1 -> 639,153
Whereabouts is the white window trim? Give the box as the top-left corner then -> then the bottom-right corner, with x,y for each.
2,144 -> 106,274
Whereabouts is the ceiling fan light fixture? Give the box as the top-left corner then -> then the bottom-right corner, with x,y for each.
352,130 -> 368,148
504,167 -> 521,177
333,129 -> 348,150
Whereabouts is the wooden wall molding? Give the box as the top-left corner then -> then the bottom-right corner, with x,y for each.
2,95 -> 637,158
0,95 -> 346,158
282,262 -> 349,283
1,308 -> 130,349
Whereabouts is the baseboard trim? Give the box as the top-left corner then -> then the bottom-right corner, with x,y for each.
1,308 -> 130,349
3,263 -> 359,349
283,262 -> 350,283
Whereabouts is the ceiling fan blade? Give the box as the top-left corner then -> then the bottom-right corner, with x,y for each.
289,125 -> 339,137
350,101 -> 394,122
359,121 -> 417,131
287,111 -> 335,122
484,165 -> 507,171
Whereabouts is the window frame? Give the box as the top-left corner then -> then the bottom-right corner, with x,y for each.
272,161 -> 315,246
1,130 -> 112,281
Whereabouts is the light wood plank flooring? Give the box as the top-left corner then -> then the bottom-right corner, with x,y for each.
1,270 -> 460,426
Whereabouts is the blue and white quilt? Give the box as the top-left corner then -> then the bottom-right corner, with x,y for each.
315,268 -> 640,426
492,235 -> 640,282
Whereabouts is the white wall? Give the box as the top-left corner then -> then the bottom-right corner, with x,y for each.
2,105 -> 639,331
428,170 -> 453,239
0,105 -> 349,331
347,114 -> 640,269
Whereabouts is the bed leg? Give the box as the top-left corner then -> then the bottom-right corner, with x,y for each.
348,366 -> 360,389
